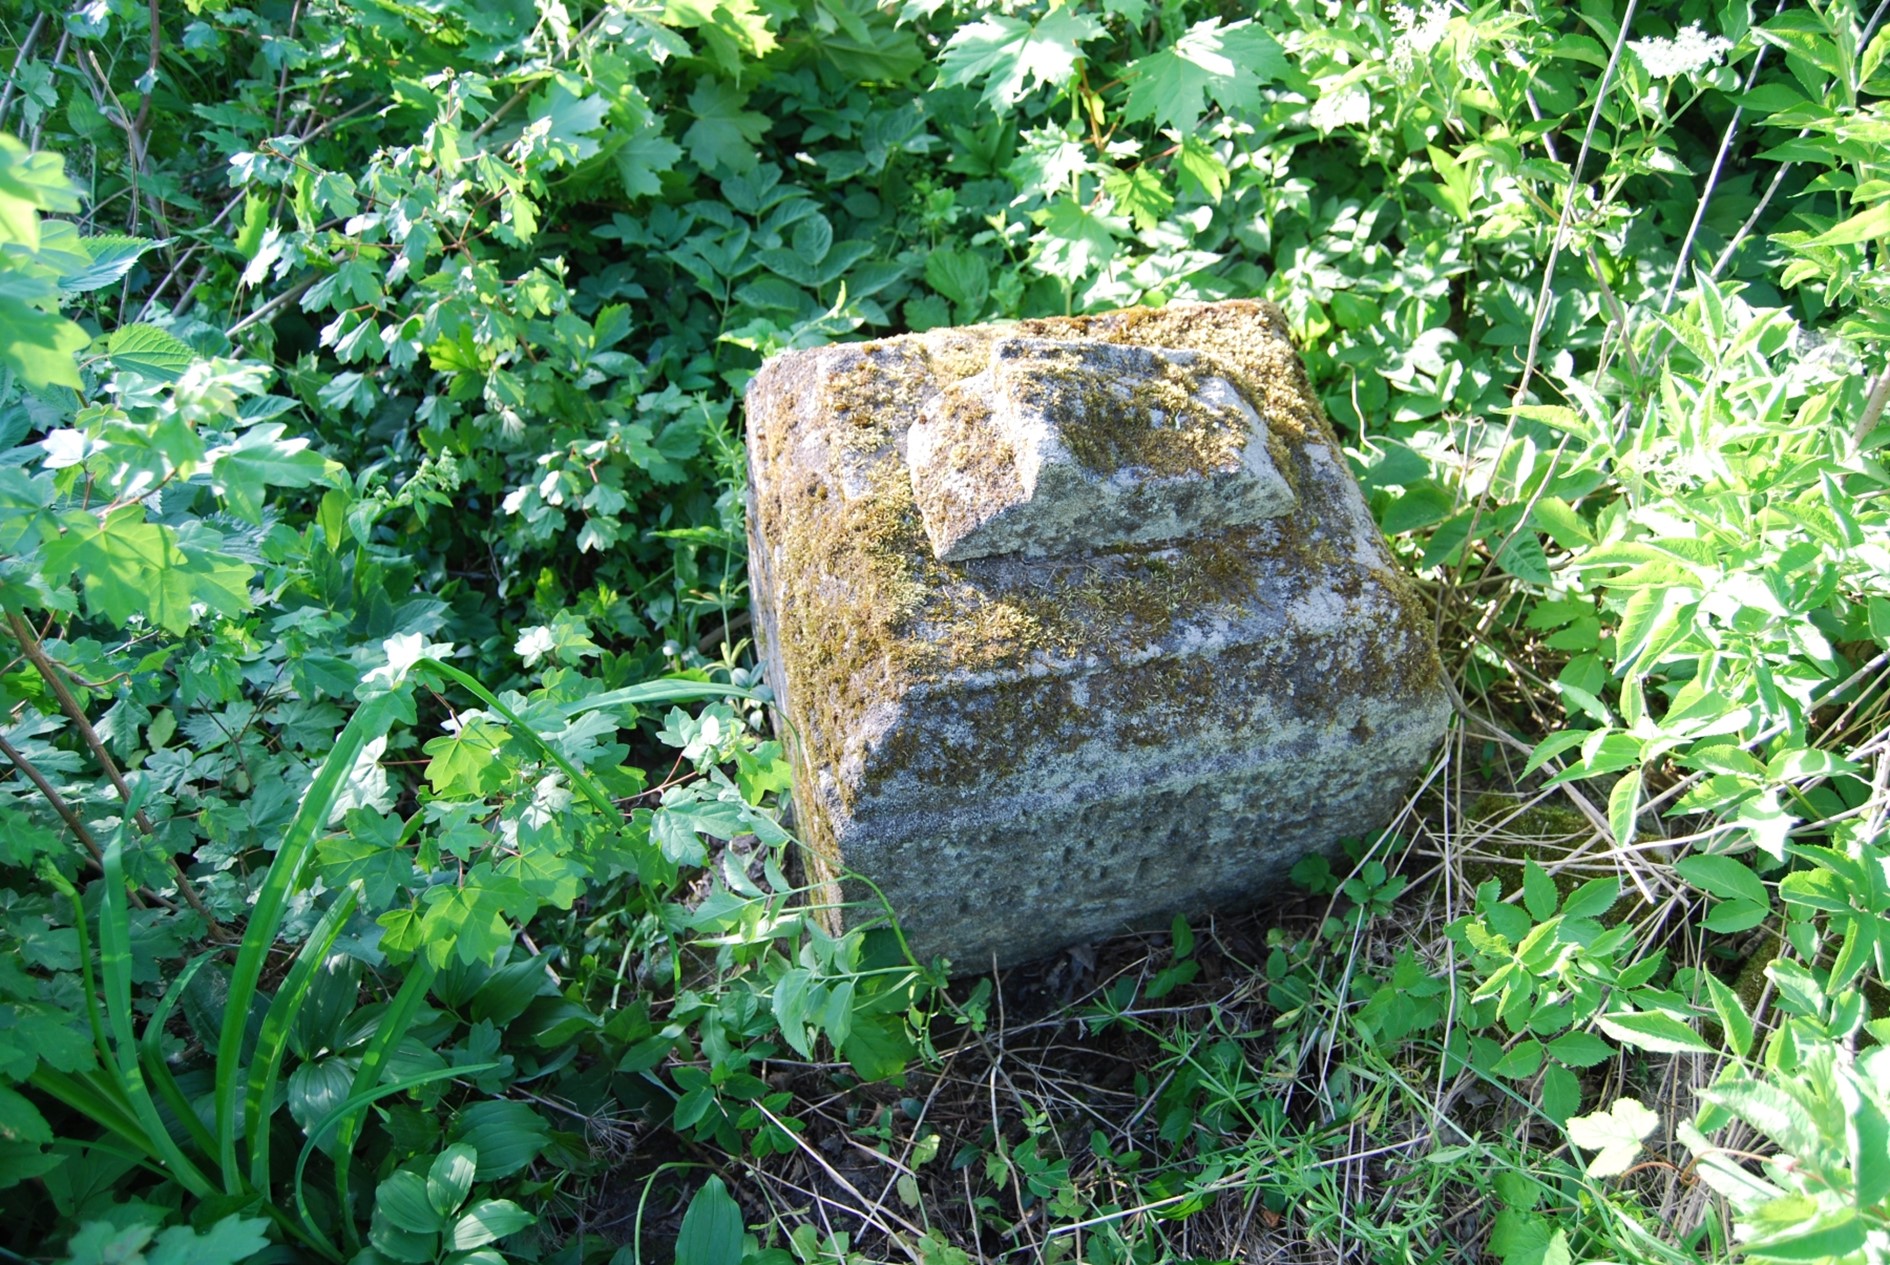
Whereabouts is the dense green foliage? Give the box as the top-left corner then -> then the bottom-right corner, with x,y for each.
0,0 -> 1887,1262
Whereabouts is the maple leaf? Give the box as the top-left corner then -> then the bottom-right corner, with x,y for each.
1029,197 -> 1123,282
1567,1097 -> 1659,1177
1122,18 -> 1292,132
682,79 -> 769,175
936,7 -> 1106,108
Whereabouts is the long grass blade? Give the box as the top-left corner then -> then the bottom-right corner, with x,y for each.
139,951 -> 218,1160
99,828 -> 216,1196
245,887 -> 359,1193
214,690 -> 403,1190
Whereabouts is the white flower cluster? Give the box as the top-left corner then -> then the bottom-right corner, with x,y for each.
1390,0 -> 1453,71
1629,22 -> 1733,79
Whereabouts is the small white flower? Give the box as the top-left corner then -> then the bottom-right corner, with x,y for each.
515,624 -> 557,666
363,631 -> 454,689
1629,22 -> 1733,79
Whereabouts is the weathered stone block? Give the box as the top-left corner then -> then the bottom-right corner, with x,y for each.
744,301 -> 1447,970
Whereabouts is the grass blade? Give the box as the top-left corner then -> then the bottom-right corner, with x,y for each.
214,690 -> 403,1190
139,951 -> 218,1160
245,887 -> 359,1193
100,827 -> 216,1197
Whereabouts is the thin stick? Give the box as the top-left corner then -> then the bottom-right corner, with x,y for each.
3,609 -> 223,932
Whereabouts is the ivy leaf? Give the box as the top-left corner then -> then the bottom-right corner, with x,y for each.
936,8 -> 1106,108
682,80 -> 769,175
1122,19 -> 1292,132
1567,1097 -> 1659,1177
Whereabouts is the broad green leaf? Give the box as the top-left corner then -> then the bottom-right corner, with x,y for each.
376,1168 -> 444,1234
682,80 -> 769,175
1807,200 -> 1890,246
676,1175 -> 744,1265
449,1100 -> 550,1180
1030,197 -> 1120,282
428,1143 -> 478,1218
210,422 -> 330,521
1547,1031 -> 1613,1068
1567,1097 -> 1658,1177
936,8 -> 1105,108
57,233 -> 159,294
1596,1010 -> 1715,1055
447,1198 -> 535,1250
1121,19 -> 1290,131
106,323 -> 196,381
1673,855 -> 1767,904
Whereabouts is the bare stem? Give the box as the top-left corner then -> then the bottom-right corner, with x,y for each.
3,609 -> 224,933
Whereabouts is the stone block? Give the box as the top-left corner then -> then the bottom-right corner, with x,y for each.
744,301 -> 1448,970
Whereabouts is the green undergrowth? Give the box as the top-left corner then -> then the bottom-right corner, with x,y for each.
1,0 -> 1888,1262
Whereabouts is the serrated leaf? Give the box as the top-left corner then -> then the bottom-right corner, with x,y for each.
59,233 -> 161,294
1122,19 -> 1290,131
1521,860 -> 1557,921
1596,1009 -> 1716,1055
1807,200 -> 1890,246
1567,1097 -> 1658,1177
936,8 -> 1105,108
1701,971 -> 1752,1058
107,323 -> 196,382
1547,1031 -> 1613,1068
683,80 -> 769,176
1030,197 -> 1120,282
1674,854 -> 1767,905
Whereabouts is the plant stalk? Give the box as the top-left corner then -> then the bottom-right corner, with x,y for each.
3,609 -> 223,933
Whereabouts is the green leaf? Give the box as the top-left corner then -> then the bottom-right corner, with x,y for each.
1674,855 -> 1768,905
1566,1097 -> 1659,1177
1102,165 -> 1173,231
1521,860 -> 1557,921
1596,1010 -> 1716,1055
210,422 -> 329,521
0,1086 -> 50,1145
1559,876 -> 1619,921
1540,1064 -> 1581,1127
1547,1031 -> 1613,1068
1174,134 -> 1228,202
143,1214 -> 272,1265
1121,19 -> 1290,131
676,1175 -> 744,1265
1607,772 -> 1640,848
428,1143 -> 478,1218
42,505 -> 252,634
58,234 -> 159,294
1701,971 -> 1753,1058
1807,200 -> 1890,246
447,1198 -> 535,1250
106,323 -> 196,381
377,1168 -> 446,1234
935,8 -> 1105,107
682,80 -> 769,175
449,1100 -> 550,1180
0,293 -> 88,389
1030,197 -> 1120,282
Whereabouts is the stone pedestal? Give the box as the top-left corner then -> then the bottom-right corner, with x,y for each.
744,301 -> 1447,970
